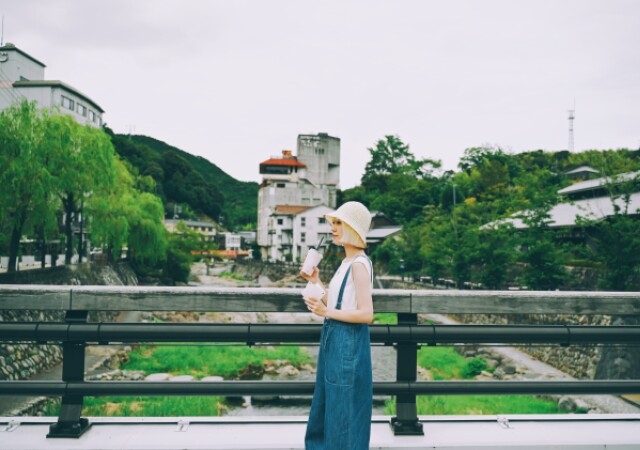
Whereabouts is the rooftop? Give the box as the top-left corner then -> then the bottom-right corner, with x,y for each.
13,80 -> 105,113
0,43 -> 46,67
489,192 -> 640,230
558,170 -> 640,196
367,226 -> 403,242
273,205 -> 312,215
259,158 -> 306,168
564,165 -> 600,176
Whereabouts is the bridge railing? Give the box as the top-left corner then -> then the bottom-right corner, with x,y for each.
1,285 -> 640,438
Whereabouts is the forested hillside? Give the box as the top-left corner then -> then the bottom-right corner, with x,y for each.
108,132 -> 258,229
342,136 -> 640,291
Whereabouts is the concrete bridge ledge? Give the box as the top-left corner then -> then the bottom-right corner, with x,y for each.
1,414 -> 639,449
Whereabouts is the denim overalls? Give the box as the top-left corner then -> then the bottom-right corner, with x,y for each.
305,256 -> 373,450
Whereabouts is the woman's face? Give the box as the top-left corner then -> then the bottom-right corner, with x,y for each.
331,219 -> 343,244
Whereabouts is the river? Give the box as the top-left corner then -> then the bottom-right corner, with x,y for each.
188,262 -> 397,416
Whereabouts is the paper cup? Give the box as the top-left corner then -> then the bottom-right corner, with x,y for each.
301,248 -> 323,276
301,282 -> 325,300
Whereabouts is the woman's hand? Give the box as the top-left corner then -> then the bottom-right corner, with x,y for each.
299,266 -> 321,285
304,295 -> 329,317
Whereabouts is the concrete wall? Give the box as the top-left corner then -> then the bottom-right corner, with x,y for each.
0,47 -> 45,82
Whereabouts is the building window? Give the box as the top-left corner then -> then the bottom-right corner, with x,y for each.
276,183 -> 286,188
76,103 -> 87,117
277,218 -> 283,225
89,110 -> 96,122
318,217 -> 326,224
61,96 -> 74,111
301,217 -> 306,227
301,232 -> 306,243
315,148 -> 325,155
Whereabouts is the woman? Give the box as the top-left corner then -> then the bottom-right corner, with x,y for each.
301,201 -> 374,450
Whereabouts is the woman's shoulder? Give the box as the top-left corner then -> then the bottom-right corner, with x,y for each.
351,255 -> 373,271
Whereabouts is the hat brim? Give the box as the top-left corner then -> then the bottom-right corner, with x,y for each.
324,213 -> 367,248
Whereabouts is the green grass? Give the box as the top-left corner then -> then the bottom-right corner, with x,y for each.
373,313 -> 397,324
45,396 -> 224,417
385,395 -> 560,415
419,346 -> 470,380
124,344 -> 310,379
218,271 -> 249,281
43,344 -> 311,417
385,345 -> 561,415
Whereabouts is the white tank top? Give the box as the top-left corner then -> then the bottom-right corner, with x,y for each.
326,255 -> 373,311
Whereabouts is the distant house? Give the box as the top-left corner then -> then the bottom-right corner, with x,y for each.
237,231 -> 257,250
216,232 -> 241,251
164,219 -> 217,241
0,43 -> 104,127
293,205 -> 334,261
367,211 -> 403,246
484,171 -> 640,231
263,204 -> 333,262
564,165 -> 600,181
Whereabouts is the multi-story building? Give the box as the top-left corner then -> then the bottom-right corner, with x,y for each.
0,43 -> 104,127
257,133 -> 340,261
164,219 -> 218,242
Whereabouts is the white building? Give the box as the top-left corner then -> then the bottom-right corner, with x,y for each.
164,219 -> 217,241
257,133 -> 340,261
217,232 -> 242,251
483,171 -> 640,230
0,43 -> 104,126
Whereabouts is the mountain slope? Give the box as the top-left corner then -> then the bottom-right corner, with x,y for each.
111,133 -> 258,228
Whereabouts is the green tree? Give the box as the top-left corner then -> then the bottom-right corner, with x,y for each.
362,135 -> 440,182
578,174 -> 640,291
518,207 -> 567,290
476,224 -> 516,289
44,114 -> 119,264
88,160 -> 135,261
126,192 -> 168,275
163,221 -> 211,284
0,101 -> 50,272
420,208 -> 453,285
88,159 -> 168,276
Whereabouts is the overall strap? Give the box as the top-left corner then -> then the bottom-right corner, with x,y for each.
335,255 -> 373,310
335,265 -> 352,311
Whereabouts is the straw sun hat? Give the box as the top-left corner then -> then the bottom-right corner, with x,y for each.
325,201 -> 372,248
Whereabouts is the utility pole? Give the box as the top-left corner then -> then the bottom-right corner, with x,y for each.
568,104 -> 575,152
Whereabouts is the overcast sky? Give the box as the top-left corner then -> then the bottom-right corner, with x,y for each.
3,1 -> 640,188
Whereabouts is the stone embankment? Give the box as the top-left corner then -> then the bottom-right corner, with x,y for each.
0,262 -> 137,382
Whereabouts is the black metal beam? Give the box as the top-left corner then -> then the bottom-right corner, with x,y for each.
2,380 -> 640,396
1,323 -> 639,345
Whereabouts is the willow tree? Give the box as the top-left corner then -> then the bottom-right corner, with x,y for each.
125,191 -> 168,275
45,114 -> 118,264
0,101 -> 51,272
88,159 -> 167,274
88,159 -> 134,261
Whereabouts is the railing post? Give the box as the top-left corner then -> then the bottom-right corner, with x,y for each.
47,310 -> 91,439
390,312 -> 424,435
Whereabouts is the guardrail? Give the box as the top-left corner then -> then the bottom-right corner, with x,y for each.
1,285 -> 640,438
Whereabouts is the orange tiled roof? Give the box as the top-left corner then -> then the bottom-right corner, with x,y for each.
274,205 -> 312,215
260,158 -> 306,168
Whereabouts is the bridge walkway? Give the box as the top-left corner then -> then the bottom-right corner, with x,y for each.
1,415 -> 640,449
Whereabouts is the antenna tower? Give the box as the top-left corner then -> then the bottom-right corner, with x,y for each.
1,15 -> 4,46
567,107 -> 575,152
